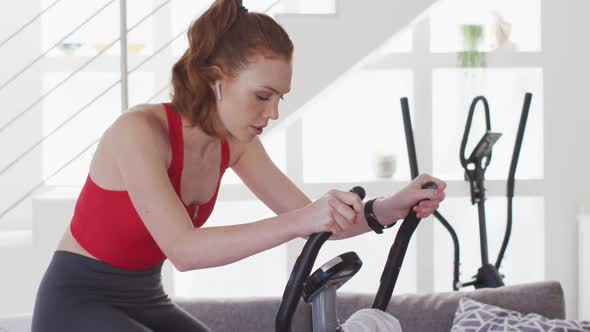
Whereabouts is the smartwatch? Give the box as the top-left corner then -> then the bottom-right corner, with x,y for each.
364,198 -> 397,234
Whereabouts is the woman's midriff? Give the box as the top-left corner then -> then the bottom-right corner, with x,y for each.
56,227 -> 100,261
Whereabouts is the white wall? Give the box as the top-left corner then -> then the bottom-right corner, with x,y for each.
542,0 -> 590,320
0,1 -> 43,231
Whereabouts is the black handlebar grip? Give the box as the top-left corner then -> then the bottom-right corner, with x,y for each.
372,181 -> 438,311
350,186 -> 366,200
275,186 -> 366,332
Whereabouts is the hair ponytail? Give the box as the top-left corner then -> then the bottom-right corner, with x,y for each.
170,0 -> 293,138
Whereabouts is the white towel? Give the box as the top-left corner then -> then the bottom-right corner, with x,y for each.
339,308 -> 403,332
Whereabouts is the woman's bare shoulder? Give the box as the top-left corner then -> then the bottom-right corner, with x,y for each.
124,103 -> 248,168
87,104 -> 170,189
109,103 -> 167,139
102,104 -> 170,164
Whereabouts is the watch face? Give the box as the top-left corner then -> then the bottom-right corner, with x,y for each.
364,198 -> 385,234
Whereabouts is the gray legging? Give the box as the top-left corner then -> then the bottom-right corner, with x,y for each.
32,250 -> 211,332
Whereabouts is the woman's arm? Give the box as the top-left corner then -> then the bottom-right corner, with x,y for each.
109,112 -> 303,272
230,138 -> 446,243
335,175 -> 447,240
175,197 -> 395,269
329,198 -> 399,240
231,136 -> 400,241
176,212 -> 302,270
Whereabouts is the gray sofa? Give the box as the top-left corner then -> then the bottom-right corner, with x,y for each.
175,281 -> 565,332
0,281 -> 565,331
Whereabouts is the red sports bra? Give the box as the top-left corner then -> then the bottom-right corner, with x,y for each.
70,103 -> 229,270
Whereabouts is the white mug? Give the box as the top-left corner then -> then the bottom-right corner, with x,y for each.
373,153 -> 397,179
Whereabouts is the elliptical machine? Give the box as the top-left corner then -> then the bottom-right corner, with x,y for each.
399,92 -> 532,290
273,93 -> 531,331
275,183 -> 437,332
275,103 -> 439,331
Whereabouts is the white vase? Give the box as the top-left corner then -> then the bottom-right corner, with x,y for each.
373,153 -> 397,179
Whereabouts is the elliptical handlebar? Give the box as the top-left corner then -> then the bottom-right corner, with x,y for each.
401,97 -> 462,291
460,96 -> 493,170
371,182 -> 438,310
506,92 -> 532,199
495,92 -> 533,271
400,98 -> 419,179
275,232 -> 332,332
275,186 -> 366,332
375,97 -> 442,309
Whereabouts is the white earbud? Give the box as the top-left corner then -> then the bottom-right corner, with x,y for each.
215,80 -> 222,101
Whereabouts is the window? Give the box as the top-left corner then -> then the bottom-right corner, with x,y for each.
42,0 -> 154,57
429,0 -> 541,52
302,69 -> 414,183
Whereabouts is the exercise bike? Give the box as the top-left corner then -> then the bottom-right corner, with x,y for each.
399,92 -> 532,290
275,110 -> 438,331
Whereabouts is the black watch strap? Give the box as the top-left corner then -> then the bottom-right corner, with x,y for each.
364,198 -> 397,234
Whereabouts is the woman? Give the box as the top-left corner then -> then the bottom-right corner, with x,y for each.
32,1 -> 446,331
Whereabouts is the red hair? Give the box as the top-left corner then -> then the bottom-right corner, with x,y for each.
170,0 -> 294,138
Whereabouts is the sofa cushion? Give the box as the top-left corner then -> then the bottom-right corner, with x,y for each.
175,296 -> 312,332
174,281 -> 564,332
451,297 -> 590,331
335,281 -> 565,332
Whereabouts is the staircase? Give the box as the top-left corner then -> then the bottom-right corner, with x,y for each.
0,0 -> 438,319
271,0 -> 436,131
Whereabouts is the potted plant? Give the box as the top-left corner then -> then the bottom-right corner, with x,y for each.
457,24 -> 486,68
